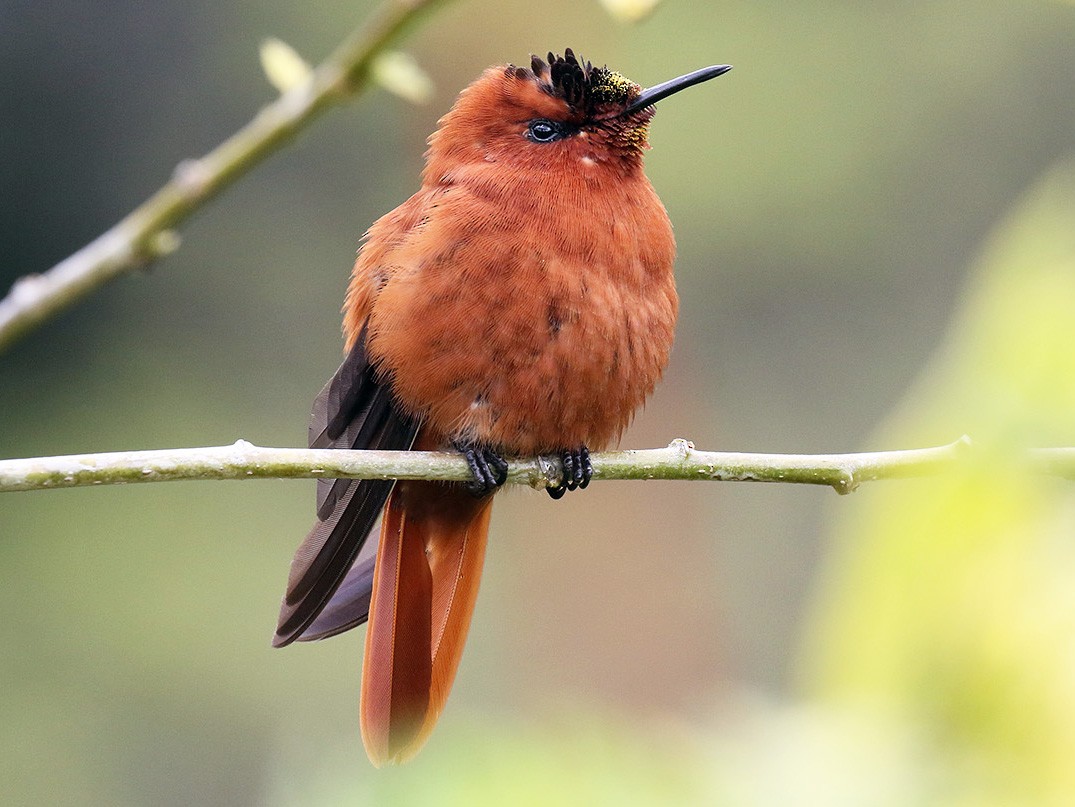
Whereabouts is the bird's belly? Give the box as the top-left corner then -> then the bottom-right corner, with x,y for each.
370,258 -> 676,454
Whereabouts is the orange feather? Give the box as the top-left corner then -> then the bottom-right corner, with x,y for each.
360,473 -> 492,766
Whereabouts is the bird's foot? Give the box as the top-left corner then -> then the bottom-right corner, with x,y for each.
547,446 -> 592,500
453,441 -> 509,497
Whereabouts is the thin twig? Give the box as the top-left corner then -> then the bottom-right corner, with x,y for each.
0,0 -> 453,353
4,435 -> 1059,496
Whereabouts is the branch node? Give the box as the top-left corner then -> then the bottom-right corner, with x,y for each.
148,230 -> 182,258
668,437 -> 695,459
172,158 -> 214,198
8,273 -> 45,304
833,471 -> 858,495
535,454 -> 560,491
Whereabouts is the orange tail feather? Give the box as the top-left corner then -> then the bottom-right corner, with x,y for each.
360,480 -> 493,766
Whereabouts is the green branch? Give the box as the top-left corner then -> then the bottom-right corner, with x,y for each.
4,436 -> 1066,496
0,0 -> 453,353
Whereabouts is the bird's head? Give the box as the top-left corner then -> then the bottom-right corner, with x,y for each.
424,49 -> 730,181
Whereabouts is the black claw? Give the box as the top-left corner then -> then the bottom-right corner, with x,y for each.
578,445 -> 593,489
488,452 -> 509,486
546,445 -> 592,499
454,442 -> 509,497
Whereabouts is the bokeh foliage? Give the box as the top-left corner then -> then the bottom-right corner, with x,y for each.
801,162 -> 1075,805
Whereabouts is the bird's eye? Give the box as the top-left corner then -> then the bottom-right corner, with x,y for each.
526,119 -> 563,143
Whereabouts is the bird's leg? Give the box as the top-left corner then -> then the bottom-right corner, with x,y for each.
547,446 -> 592,500
453,441 -> 509,497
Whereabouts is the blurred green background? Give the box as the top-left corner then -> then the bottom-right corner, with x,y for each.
3,0 -> 1075,803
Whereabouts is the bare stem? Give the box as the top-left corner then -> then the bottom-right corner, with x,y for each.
5,436 -> 1065,496
0,0 -> 453,353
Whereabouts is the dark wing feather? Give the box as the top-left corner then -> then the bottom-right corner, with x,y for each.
294,524 -> 379,641
310,320 -> 385,519
274,326 -> 418,647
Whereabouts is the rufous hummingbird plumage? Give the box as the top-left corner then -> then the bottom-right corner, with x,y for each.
274,49 -> 731,766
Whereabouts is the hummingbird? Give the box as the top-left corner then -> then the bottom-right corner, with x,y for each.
274,49 -> 731,766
